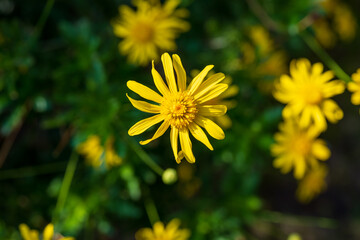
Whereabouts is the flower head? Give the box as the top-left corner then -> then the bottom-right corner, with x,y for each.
273,59 -> 345,132
112,0 -> 189,66
348,69 -> 360,106
271,118 -> 330,179
77,135 -> 122,168
127,53 -> 228,163
19,223 -> 74,240
135,219 -> 190,240
296,164 -> 328,203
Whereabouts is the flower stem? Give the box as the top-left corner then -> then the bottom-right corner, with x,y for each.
127,137 -> 164,176
34,0 -> 55,39
144,192 -> 160,225
300,30 -> 352,83
53,151 -> 78,224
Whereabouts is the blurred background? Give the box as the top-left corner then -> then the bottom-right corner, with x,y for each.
1,0 -> 360,239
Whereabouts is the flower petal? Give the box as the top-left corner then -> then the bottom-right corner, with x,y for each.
189,122 -> 213,150
172,54 -> 187,91
198,105 -> 227,117
170,127 -> 183,163
322,99 -> 343,123
312,139 -> 331,160
161,53 -> 177,93
127,81 -> 163,103
43,224 -> 54,240
194,115 -> 225,140
188,65 -> 214,94
127,94 -> 161,113
193,73 -> 226,99
152,61 -> 170,97
179,128 -> 195,163
196,84 -> 228,104
128,114 -> 165,136
140,119 -> 170,145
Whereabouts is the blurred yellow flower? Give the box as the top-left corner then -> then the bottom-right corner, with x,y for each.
348,69 -> 360,105
112,0 -> 189,66
313,19 -> 337,49
19,223 -> 74,240
273,59 -> 344,132
127,53 -> 228,163
271,119 -> 330,179
135,219 -> 190,240
77,135 -> 122,168
249,25 -> 274,55
296,164 -> 328,203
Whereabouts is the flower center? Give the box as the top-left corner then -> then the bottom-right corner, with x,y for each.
290,134 -> 312,156
132,21 -> 154,43
161,92 -> 197,128
301,85 -> 323,105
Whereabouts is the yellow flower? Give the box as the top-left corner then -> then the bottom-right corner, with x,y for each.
19,223 -> 74,240
313,19 -> 337,48
127,53 -> 228,163
135,219 -> 190,240
249,25 -> 274,55
348,69 -> 360,105
296,164 -> 328,203
112,0 -> 189,66
333,4 -> 357,42
273,59 -> 345,132
271,118 -> 331,179
77,135 -> 122,168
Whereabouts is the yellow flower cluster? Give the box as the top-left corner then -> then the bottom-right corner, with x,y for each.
348,69 -> 360,107
314,0 -> 357,48
135,219 -> 190,240
127,53 -> 228,163
76,135 -> 122,168
112,0 -> 189,66
272,58 -> 344,202
19,223 -> 74,240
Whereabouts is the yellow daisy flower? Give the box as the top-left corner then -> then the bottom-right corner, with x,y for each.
273,59 -> 345,132
127,53 -> 228,163
135,219 -> 190,240
112,0 -> 189,66
77,135 -> 122,168
347,69 -> 360,105
271,118 -> 330,179
19,223 -> 74,240
296,164 -> 328,203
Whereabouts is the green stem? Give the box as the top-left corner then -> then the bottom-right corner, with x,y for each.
53,152 -> 78,224
34,0 -> 55,39
300,30 -> 352,83
0,162 -> 67,180
144,193 -> 160,225
127,137 -> 164,176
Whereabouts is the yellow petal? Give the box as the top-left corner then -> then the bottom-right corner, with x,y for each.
194,115 -> 225,140
161,53 -> 177,93
348,82 -> 360,92
153,222 -> 165,237
322,99 -> 343,123
19,224 -> 31,240
140,119 -> 170,145
135,228 -> 155,240
196,84 -> 228,104
43,223 -> 54,240
179,128 -> 195,163
312,139 -> 331,160
189,122 -> 213,150
187,65 -> 214,94
128,114 -> 165,136
152,61 -> 170,97
127,81 -> 163,103
170,127 -> 182,163
198,105 -> 227,117
172,54 -> 187,91
127,94 -> 161,113
193,73 -> 225,99
294,156 -> 306,179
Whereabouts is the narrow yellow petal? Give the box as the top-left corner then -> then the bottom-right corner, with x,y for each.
43,223 -> 54,240
196,84 -> 228,104
198,105 -> 227,117
193,73 -> 225,99
312,139 -> 331,160
127,81 -> 163,103
189,123 -> 213,150
187,65 -> 214,94
322,99 -> 343,123
170,127 -> 183,163
152,61 -> 170,97
128,114 -> 165,136
19,224 -> 31,240
161,53 -> 177,93
172,54 -> 187,91
194,115 -> 225,140
140,119 -> 170,145
127,94 -> 161,113
179,128 -> 195,163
